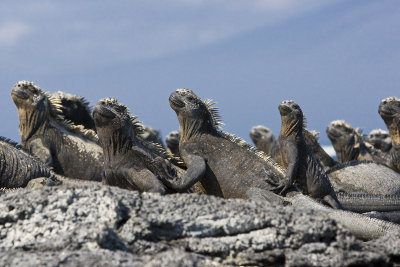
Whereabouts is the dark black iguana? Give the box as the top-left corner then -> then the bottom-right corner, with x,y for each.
166,130 -> 181,158
0,136 -> 54,188
367,129 -> 392,153
378,96 -> 400,173
51,91 -> 96,131
272,100 -> 342,209
92,98 -> 204,194
11,81 -> 103,181
249,125 -> 277,156
303,129 -> 338,169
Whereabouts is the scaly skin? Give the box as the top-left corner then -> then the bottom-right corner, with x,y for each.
326,161 -> 400,196
326,120 -> 389,166
367,129 -> 392,153
379,96 -> 400,173
287,192 -> 400,240
0,137 -> 53,188
303,129 -> 338,170
137,125 -> 165,148
51,91 -> 96,131
273,100 -> 342,209
249,125 -> 277,156
162,89 -> 287,200
92,98 -> 204,194
166,130 -> 181,158
11,81 -> 103,181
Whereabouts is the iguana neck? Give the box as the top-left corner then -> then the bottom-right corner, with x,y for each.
336,137 -> 359,163
387,117 -> 400,146
178,116 -> 218,143
280,119 -> 303,140
101,130 -> 133,160
18,109 -> 49,146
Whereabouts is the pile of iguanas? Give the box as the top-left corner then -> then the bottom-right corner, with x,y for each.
2,80 -> 400,241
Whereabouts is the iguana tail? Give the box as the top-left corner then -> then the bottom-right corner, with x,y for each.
337,193 -> 400,212
287,192 -> 400,240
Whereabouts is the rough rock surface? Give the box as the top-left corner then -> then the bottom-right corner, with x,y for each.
0,185 -> 398,266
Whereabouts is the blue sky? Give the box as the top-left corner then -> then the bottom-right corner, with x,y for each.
1,0 -> 399,145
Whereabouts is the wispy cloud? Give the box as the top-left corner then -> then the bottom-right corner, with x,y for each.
0,21 -> 31,46
0,0 -> 343,73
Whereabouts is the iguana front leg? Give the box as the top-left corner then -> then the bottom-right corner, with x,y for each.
119,167 -> 167,194
279,143 -> 299,195
29,138 -> 53,167
158,154 -> 206,192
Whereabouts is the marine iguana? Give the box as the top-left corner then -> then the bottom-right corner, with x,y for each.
326,120 -> 387,165
378,96 -> 400,173
249,125 -> 277,156
137,125 -> 165,148
367,129 -> 392,153
166,130 -> 181,158
11,81 -> 103,181
0,136 -> 54,188
163,89 -> 400,235
51,91 -> 96,131
92,98 -> 203,194
162,88 -> 288,200
303,130 -> 338,169
273,100 -> 342,208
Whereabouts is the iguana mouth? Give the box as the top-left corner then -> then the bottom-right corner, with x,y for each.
169,94 -> 185,108
278,104 -> 292,115
93,105 -> 116,120
11,88 -> 29,100
379,106 -> 396,118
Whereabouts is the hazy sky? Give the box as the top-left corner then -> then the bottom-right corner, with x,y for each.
1,0 -> 399,145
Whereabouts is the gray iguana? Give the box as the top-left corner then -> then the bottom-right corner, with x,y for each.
166,130 -> 181,158
367,129 -> 392,153
161,88 -> 289,200
249,125 -> 277,156
273,100 -> 342,208
11,81 -> 103,181
378,96 -> 400,173
160,89 -> 400,237
92,98 -> 204,194
326,120 -> 388,165
0,136 -> 54,188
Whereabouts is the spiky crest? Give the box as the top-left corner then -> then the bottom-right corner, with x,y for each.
97,98 -> 185,166
203,99 -> 224,129
15,81 -> 98,142
52,91 -> 92,115
330,120 -> 352,129
381,96 -> 400,104
369,129 -> 389,136
201,97 -> 285,175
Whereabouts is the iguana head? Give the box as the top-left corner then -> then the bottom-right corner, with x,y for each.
137,125 -> 163,146
326,120 -> 360,163
378,97 -> 400,145
166,130 -> 180,149
93,98 -> 138,147
368,129 -> 392,152
278,100 -> 305,137
250,125 -> 276,155
11,81 -> 52,143
51,91 -> 96,130
169,89 -> 222,140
